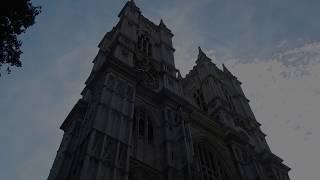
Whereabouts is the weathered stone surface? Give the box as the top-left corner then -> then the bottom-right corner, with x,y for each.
47,1 -> 290,180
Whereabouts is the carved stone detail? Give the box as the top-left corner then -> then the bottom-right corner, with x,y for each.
134,57 -> 159,90
101,136 -> 117,165
118,143 -> 128,168
91,131 -> 104,158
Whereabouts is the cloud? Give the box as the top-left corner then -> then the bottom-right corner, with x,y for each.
222,41 -> 320,180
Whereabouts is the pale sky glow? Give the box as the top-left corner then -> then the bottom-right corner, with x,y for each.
1,0 -> 320,180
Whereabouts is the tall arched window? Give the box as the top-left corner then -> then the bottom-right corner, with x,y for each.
196,143 -> 232,180
137,33 -> 152,56
222,87 -> 235,112
193,88 -> 207,113
132,108 -> 154,144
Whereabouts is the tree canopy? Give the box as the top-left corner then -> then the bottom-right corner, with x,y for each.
0,0 -> 41,76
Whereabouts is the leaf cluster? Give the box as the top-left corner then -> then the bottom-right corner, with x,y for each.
0,0 -> 41,76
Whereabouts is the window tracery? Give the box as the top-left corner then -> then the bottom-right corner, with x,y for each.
193,88 -> 207,113
137,33 -> 152,56
196,143 -> 232,180
132,108 -> 154,144
222,87 -> 235,111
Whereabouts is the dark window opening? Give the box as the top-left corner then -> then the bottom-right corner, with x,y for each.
133,108 -> 154,144
148,123 -> 153,144
222,87 -> 235,112
137,34 -> 152,56
193,88 -> 207,113
138,118 -> 145,137
197,144 -> 232,180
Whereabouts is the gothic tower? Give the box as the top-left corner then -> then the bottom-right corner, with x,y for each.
47,1 -> 290,180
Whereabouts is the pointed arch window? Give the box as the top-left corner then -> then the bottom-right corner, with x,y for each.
132,108 -> 154,144
222,87 -> 235,112
193,88 -> 207,113
137,33 -> 152,56
196,143 -> 232,180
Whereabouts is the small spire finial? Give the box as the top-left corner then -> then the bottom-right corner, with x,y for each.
223,63 -> 232,75
197,46 -> 207,59
118,0 -> 140,18
196,46 -> 212,64
159,19 -> 167,28
129,0 -> 136,6
223,64 -> 227,71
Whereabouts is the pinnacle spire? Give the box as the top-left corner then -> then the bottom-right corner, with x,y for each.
222,64 -> 230,73
118,0 -> 140,17
198,46 -> 207,59
159,19 -> 169,30
127,0 -> 138,8
129,0 -> 136,6
223,64 -> 235,78
159,19 -> 165,26
196,46 -> 212,64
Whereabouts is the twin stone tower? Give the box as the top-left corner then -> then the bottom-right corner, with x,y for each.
47,1 -> 290,180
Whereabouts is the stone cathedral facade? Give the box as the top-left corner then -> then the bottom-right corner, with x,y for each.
47,1 -> 290,180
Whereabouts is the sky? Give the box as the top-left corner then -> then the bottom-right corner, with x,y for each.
1,0 -> 320,179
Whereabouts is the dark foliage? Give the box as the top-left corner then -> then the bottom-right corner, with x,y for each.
0,0 -> 41,76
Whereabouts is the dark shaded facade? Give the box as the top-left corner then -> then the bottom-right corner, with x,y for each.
47,1 -> 290,180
